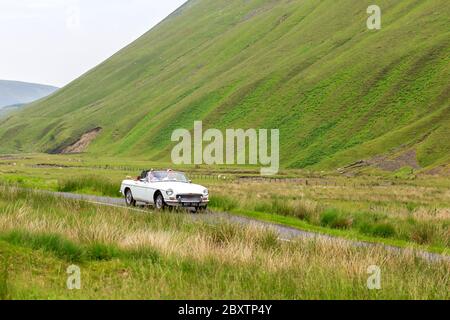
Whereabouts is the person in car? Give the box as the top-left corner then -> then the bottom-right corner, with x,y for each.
164,169 -> 175,181
147,170 -> 157,183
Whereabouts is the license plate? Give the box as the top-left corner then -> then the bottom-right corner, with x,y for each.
182,202 -> 199,207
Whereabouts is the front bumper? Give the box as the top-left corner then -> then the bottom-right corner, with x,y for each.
165,195 -> 209,208
166,202 -> 209,208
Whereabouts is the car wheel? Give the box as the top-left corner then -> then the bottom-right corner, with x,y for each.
155,193 -> 166,211
125,189 -> 136,207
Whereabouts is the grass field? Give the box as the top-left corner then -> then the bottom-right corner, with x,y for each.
0,186 -> 449,299
0,154 -> 449,255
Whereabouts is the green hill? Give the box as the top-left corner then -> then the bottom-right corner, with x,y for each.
0,0 -> 448,170
0,80 -> 58,109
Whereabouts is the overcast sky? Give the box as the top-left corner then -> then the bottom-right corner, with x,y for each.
0,0 -> 187,87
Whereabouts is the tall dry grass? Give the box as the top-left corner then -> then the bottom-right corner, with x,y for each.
207,181 -> 450,248
0,186 -> 449,299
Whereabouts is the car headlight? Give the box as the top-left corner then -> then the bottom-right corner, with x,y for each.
203,189 -> 209,196
166,189 -> 174,196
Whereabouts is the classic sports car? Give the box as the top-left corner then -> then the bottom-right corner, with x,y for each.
120,170 -> 209,212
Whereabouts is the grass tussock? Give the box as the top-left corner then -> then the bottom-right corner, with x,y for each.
57,175 -> 119,197
0,231 -> 85,262
208,181 -> 450,249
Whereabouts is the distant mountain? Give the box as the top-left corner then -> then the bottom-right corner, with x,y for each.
0,103 -> 25,118
0,0 -> 448,171
0,80 -> 58,109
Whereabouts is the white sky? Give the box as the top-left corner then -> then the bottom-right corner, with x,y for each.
0,0 -> 187,87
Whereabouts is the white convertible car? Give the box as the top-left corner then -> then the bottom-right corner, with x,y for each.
120,170 -> 209,212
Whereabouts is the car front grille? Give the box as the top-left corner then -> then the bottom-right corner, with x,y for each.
177,194 -> 202,203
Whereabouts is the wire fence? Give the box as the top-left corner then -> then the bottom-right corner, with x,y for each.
30,163 -> 396,187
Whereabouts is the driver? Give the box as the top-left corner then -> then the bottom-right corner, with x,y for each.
165,169 -> 175,181
146,170 -> 156,182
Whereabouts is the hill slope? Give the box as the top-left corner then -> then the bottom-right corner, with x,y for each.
0,0 -> 448,170
0,80 -> 58,109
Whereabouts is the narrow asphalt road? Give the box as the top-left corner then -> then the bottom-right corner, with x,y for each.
51,191 -> 449,263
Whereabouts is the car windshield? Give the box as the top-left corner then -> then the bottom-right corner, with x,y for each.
149,171 -> 189,183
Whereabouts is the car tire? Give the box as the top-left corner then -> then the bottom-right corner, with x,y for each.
125,189 -> 136,207
155,193 -> 166,211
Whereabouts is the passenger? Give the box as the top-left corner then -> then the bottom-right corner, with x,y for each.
147,171 -> 156,182
166,169 -> 176,181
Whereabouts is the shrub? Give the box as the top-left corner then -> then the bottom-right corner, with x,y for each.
320,209 -> 338,226
209,195 -> 238,211
290,202 -> 314,221
203,223 -> 242,245
411,224 -> 436,245
86,243 -> 120,261
0,231 -> 84,262
126,247 -> 161,263
373,223 -> 396,238
359,222 -> 397,238
255,231 -> 280,251
254,199 -> 292,216
253,202 -> 272,213
270,200 -> 293,216
58,176 -> 119,197
320,209 -> 353,229
253,199 -> 315,221
0,231 -> 126,262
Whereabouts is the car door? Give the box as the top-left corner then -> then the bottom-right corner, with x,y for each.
130,180 -> 147,201
141,181 -> 157,204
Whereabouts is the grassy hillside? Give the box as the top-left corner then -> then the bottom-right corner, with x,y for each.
0,0 -> 448,170
0,80 -> 58,109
